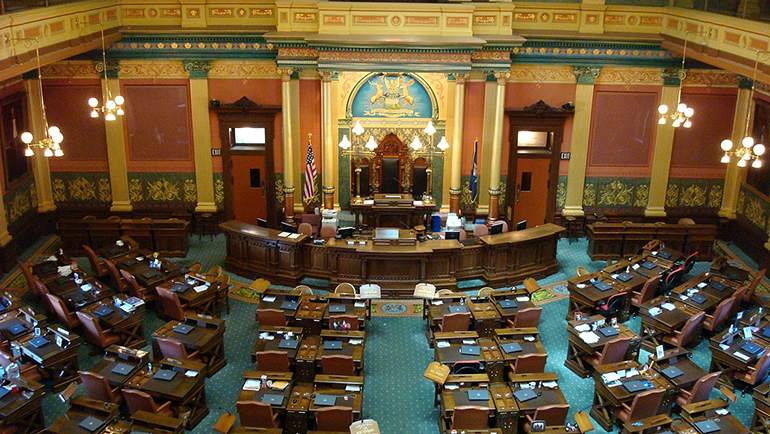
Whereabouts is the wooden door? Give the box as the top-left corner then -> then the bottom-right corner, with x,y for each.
231,153 -> 267,223
512,158 -> 551,226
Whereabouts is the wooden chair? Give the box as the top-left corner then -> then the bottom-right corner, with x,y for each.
631,276 -> 660,309
576,266 -> 590,277
79,371 -> 123,404
237,401 -> 281,428
510,307 -> 542,328
586,337 -> 631,368
257,309 -> 287,327
76,311 -> 119,349
301,213 -> 321,235
103,259 -> 126,293
120,218 -> 153,251
33,279 -> 54,312
316,406 -> 353,432
703,297 -> 736,332
256,351 -> 290,372
525,404 -> 569,430
330,315 -> 359,331
120,269 -> 156,302
188,263 -> 203,274
746,269 -> 767,303
730,286 -> 750,317
216,273 -> 231,315
675,371 -> 721,406
156,337 -> 201,363
205,265 -> 223,279
734,351 -> 770,388
16,260 -> 35,299
321,355 -> 356,376
477,287 -> 494,298
47,293 -> 81,329
320,225 -> 337,240
439,312 -> 470,333
83,245 -> 108,278
436,289 -> 455,296
156,287 -> 195,321
473,224 -> 489,237
614,388 -> 665,423
451,406 -> 488,430
334,283 -> 356,295
662,311 -> 704,348
678,218 -> 695,225
297,223 -> 314,237
293,285 -> 313,295
509,353 -> 547,374
122,389 -> 174,417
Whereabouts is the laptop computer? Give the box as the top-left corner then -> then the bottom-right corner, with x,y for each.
694,420 -> 720,434
8,322 -> 26,336
329,305 -> 347,314
742,342 -> 763,355
656,251 -> 672,259
170,282 -> 190,293
94,305 -> 114,317
111,363 -> 134,376
448,305 -> 468,314
661,366 -> 684,379
173,324 -> 194,335
711,281 -> 728,291
468,389 -> 490,401
141,269 -> 161,280
0,388 -> 10,400
36,261 -> 58,277
55,276 -> 71,285
280,301 -> 299,311
314,394 -> 337,406
594,282 -> 612,292
78,416 -> 105,432
598,327 -> 619,337
616,273 -> 634,282
261,394 -> 285,406
29,336 -> 50,348
105,246 -> 124,257
500,342 -> 523,354
278,339 -> 299,350
121,258 -> 138,268
622,380 -> 646,393
763,327 -> 770,339
153,370 -> 177,381
460,345 -> 480,356
691,294 -> 708,305
513,389 -> 538,402
498,300 -> 517,309
323,341 -> 343,351
641,261 -> 657,270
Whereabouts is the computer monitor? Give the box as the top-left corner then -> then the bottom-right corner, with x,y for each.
490,223 -> 503,235
338,227 -> 355,239
257,218 -> 268,228
445,231 -> 460,240
515,220 -> 527,231
281,222 -> 295,233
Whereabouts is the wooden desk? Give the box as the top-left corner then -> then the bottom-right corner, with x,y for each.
590,361 -> 674,431
96,237 -> 140,262
0,307 -> 46,350
671,273 -> 739,305
710,257 -> 751,284
493,328 -> 546,368
252,326 -> 303,364
490,291 -> 535,325
467,297 -> 502,337
587,223 -> 716,261
323,295 -> 370,331
118,257 -> 181,293
649,347 -> 707,392
315,331 -> 366,375
440,386 -> 495,425
434,331 -> 504,382
88,345 -> 149,388
285,375 -> 363,434
12,326 -> 80,392
680,398 -> 750,434
0,377 -> 45,434
151,314 -> 226,377
753,380 -> 770,433
44,273 -> 114,312
156,273 -> 219,318
257,290 -> 303,323
42,396 -> 120,434
564,315 -> 640,378
709,329 -> 770,380
426,296 -> 469,328
639,296 -> 702,353
296,297 -> 328,335
508,372 -> 567,431
237,371 -> 293,415
128,410 -> 185,434
567,273 -> 630,322
124,358 -> 208,429
222,220 -> 564,294
350,196 -> 434,229
80,294 -> 146,348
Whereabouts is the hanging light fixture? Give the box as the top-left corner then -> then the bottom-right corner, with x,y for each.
719,50 -> 769,169
338,120 -> 376,205
88,26 -> 124,120
409,136 -> 423,150
365,135 -> 378,151
658,33 -> 699,128
20,40 -> 63,158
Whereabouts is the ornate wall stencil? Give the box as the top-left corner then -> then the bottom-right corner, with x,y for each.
737,184 -> 770,233
582,177 -> 650,215
50,172 -> 112,209
127,172 -> 197,211
3,176 -> 37,226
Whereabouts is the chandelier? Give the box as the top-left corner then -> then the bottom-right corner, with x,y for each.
88,27 -> 124,121
657,35 -> 696,128
339,120 -> 378,204
719,50 -> 769,168
20,41 -> 63,158
409,120 -> 449,204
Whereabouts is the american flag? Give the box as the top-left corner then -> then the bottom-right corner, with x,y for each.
303,136 -> 318,204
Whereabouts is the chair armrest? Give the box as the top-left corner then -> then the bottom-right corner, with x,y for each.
507,319 -> 515,327
187,350 -> 200,359
621,402 -> 632,412
156,400 -> 172,413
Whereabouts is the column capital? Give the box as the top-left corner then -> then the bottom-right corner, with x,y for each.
661,68 -> 685,86
94,60 -> 121,79
573,66 -> 602,84
493,71 -> 510,85
277,68 -> 296,82
283,185 -> 296,194
738,76 -> 754,89
322,186 -> 335,194
319,70 -> 335,82
452,73 -> 469,84
183,60 -> 211,78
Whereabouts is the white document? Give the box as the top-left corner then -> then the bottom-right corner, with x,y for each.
436,341 -> 450,348
574,324 -> 591,332
262,296 -> 277,303
579,331 -> 600,344
194,285 -> 208,293
288,233 -> 301,239
277,232 -> 290,238
661,303 -> 676,311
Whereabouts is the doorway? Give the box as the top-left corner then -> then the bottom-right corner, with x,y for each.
212,98 -> 280,228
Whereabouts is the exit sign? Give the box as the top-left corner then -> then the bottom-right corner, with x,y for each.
560,152 -> 571,160
211,149 -> 222,156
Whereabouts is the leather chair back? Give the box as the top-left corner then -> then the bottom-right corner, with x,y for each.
316,406 -> 353,432
76,311 -> 110,347
47,293 -> 80,328
17,260 -> 34,295
103,259 -> 124,292
320,225 -> 337,240
514,307 -> 542,328
747,269 -> 767,302
514,353 -> 547,374
156,338 -> 189,360
297,223 -> 313,237
122,389 -> 160,415
257,309 -> 287,327
321,355 -> 355,376
626,389 -> 665,422
156,287 -> 186,321
636,276 -> 661,305
120,269 -> 143,299
688,371 -> 721,404
79,371 -> 114,402
83,245 -> 105,277
598,337 -> 631,365
451,406 -> 488,430
707,297 -> 736,331
676,311 -> 705,347
533,404 -> 570,426
33,279 -> 54,312
256,351 -> 290,372
473,224 -> 489,237
441,312 -> 470,333
750,352 -> 770,385
237,401 -> 276,428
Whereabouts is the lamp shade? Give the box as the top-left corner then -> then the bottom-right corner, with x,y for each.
720,139 -> 733,151
658,104 -> 668,115
437,136 -> 449,150
365,136 -> 378,150
338,134 -> 352,149
20,132 -> 33,144
352,121 -> 365,136
424,120 -> 436,136
409,136 -> 423,150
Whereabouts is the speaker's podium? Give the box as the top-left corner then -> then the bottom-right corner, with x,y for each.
372,228 -> 417,246
351,193 -> 434,229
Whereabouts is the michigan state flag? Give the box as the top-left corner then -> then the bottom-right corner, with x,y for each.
469,138 -> 479,202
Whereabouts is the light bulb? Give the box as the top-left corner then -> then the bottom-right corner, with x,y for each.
116,108 -> 124,116
743,152 -> 751,160
105,113 -> 116,121
742,136 -> 755,148
684,107 -> 694,118
437,136 -> 449,150
720,139 -> 733,151
88,97 -> 99,108
677,103 -> 687,113
658,104 -> 668,115
24,147 -> 34,157
753,159 -> 762,168
410,136 -> 423,150
338,135 -> 351,150
721,154 -> 730,164
48,126 -> 60,136
52,133 -> 64,144
106,100 -> 117,110
738,159 -> 747,167
54,148 -> 64,157
91,110 -> 99,118
755,144 -> 766,156
658,117 -> 666,125
43,148 -> 53,158
365,136 -> 378,150
352,121 -> 364,136
672,120 -> 681,128
20,132 -> 33,144
114,95 -> 124,105
683,120 -> 692,128
424,120 -> 436,136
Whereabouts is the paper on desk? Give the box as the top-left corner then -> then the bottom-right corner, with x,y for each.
632,264 -> 640,270
243,379 -> 261,391
80,284 -> 93,292
579,331 -> 600,344
363,199 -> 374,205
194,285 -> 208,293
47,255 -> 57,261
354,302 -> 366,308
346,385 -> 361,392
602,372 -> 621,383
734,351 -> 751,361
444,384 -> 459,390
413,201 -> 423,206
661,302 -> 676,311
278,232 -> 290,238
679,294 -> 689,300
271,381 -> 289,390
626,368 -> 639,378
262,296 -> 277,303
288,233 -> 301,239
349,339 -> 363,345
259,333 -> 275,341
462,339 -> 475,345
648,307 -> 662,317
697,282 -> 708,288
57,266 -> 72,276
431,300 -> 444,306
576,284 -> 586,289
574,324 -> 591,332
516,296 -> 530,302
542,381 -> 558,389
716,409 -> 729,416
436,341 -> 450,348
185,370 -> 199,377
524,336 -> 536,342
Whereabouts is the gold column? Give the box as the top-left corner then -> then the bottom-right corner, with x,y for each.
183,60 -> 217,213
23,78 -> 56,213
719,78 -> 753,219
645,70 -> 682,217
320,71 -> 335,210
563,66 -> 601,217
0,193 -> 11,248
487,71 -> 509,223
449,73 -> 467,214
279,68 -> 296,223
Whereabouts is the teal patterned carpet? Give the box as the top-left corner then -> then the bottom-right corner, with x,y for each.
9,234 -> 764,433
